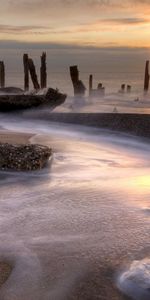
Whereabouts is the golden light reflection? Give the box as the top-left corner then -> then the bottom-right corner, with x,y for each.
127,175 -> 150,191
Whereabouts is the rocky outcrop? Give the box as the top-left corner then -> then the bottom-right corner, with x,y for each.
0,143 -> 52,171
0,87 -> 66,111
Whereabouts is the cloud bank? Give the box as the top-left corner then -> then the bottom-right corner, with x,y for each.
0,0 -> 149,48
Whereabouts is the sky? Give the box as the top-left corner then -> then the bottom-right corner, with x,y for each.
0,0 -> 150,48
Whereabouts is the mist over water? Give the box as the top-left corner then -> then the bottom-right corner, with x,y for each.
0,113 -> 149,299
1,47 -> 150,113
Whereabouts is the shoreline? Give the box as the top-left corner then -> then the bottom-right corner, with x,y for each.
31,112 -> 150,139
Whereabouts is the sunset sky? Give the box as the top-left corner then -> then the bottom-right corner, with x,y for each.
0,0 -> 150,48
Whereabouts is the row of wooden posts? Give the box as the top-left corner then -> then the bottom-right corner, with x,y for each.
0,52 -> 47,91
23,52 -> 47,91
0,55 -> 150,95
70,61 -> 150,96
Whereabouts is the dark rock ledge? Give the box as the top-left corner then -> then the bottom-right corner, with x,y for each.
0,143 -> 52,171
0,262 -> 12,287
0,87 -> 67,111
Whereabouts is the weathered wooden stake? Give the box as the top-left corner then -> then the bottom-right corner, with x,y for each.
127,85 -> 131,93
70,65 -> 86,96
0,61 -> 5,88
23,54 -> 29,91
121,84 -> 125,92
70,65 -> 79,95
40,52 -> 47,89
89,74 -> 93,95
144,60 -> 149,92
28,58 -> 40,90
97,83 -> 103,90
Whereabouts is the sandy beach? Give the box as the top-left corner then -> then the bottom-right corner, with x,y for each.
0,130 -> 34,145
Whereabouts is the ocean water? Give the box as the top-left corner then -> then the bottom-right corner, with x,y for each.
0,114 -> 149,299
0,47 -> 149,95
1,47 -> 150,113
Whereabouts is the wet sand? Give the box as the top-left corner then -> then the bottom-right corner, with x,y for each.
0,130 -> 34,144
70,263 -> 131,300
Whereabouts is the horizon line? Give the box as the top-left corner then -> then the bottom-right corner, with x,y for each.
0,40 -> 150,51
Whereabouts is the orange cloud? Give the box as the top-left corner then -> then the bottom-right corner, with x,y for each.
0,0 -> 150,48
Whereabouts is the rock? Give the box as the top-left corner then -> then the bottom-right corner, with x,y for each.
0,143 -> 52,171
0,87 -> 67,111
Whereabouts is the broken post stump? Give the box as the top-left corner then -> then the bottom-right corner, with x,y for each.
23,54 -> 29,91
70,65 -> 79,95
97,83 -> 103,90
89,74 -> 93,96
70,65 -> 86,96
89,76 -> 105,97
40,52 -> 47,89
0,61 -> 5,88
70,65 -> 79,86
28,58 -> 40,90
97,83 -> 105,95
127,85 -> 131,93
144,60 -> 149,92
121,84 -> 125,93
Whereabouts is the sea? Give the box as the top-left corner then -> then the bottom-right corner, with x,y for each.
0,47 -> 149,300
1,46 -> 150,113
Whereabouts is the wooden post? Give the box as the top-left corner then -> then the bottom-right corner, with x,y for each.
40,52 -> 47,89
70,65 -> 79,95
121,84 -> 125,92
97,83 -> 103,90
89,74 -> 93,96
28,58 -> 40,90
0,61 -> 5,88
127,85 -> 131,93
23,54 -> 29,91
144,60 -> 149,92
70,65 -> 86,96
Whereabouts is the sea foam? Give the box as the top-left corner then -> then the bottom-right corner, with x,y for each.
118,258 -> 150,300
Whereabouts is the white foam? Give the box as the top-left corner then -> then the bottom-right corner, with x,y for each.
0,239 -> 43,300
118,259 -> 150,300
